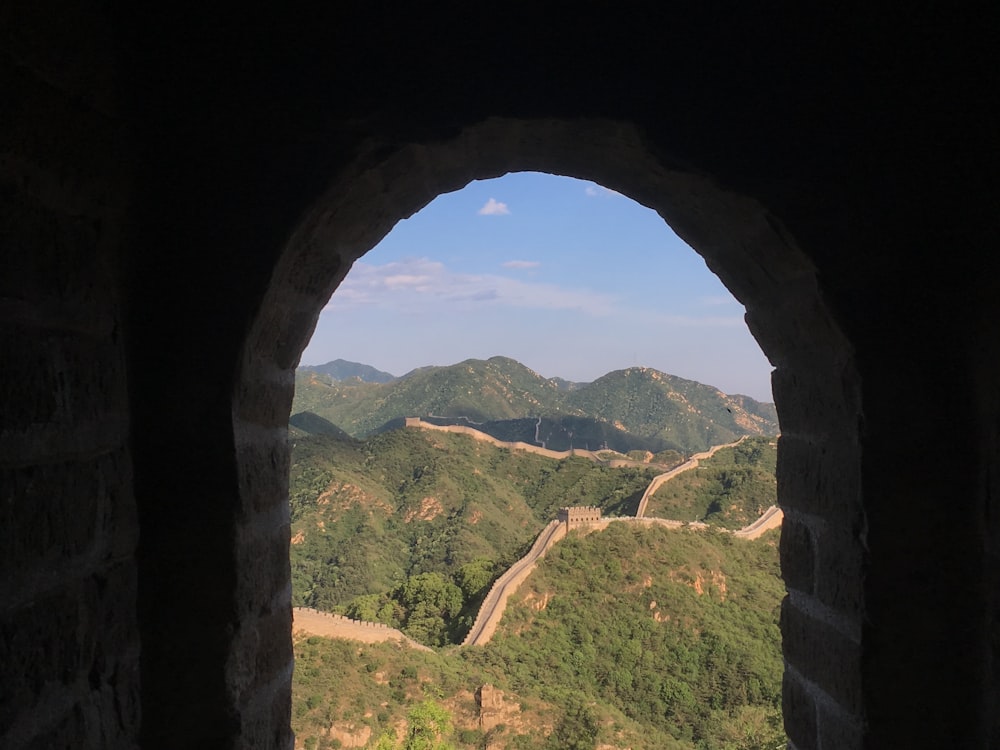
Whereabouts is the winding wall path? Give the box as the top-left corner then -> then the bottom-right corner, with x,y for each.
292,430 -> 782,648
635,435 -> 748,518
460,520 -> 567,646
291,608 -> 432,651
405,417 -> 673,469
461,503 -> 782,646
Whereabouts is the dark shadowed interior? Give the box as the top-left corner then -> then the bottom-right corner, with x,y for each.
2,5 -> 999,749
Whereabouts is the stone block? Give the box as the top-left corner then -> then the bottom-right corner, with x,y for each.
813,524 -> 865,617
782,667 -> 818,750
0,58 -> 124,212
781,597 -> 862,717
233,374 -> 295,431
746,279 -> 851,373
235,522 -> 291,614
238,679 -> 295,750
0,587 -> 88,727
780,516 -> 815,595
771,365 -> 859,437
252,610 -> 295,693
816,701 -> 863,750
0,182 -> 115,333
0,461 -> 100,582
777,435 -> 862,528
236,434 -> 292,516
0,329 -> 127,468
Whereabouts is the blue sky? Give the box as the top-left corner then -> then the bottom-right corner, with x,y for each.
301,172 -> 774,402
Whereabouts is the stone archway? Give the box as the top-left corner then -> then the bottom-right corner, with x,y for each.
5,5 -> 998,750
234,117 -> 863,748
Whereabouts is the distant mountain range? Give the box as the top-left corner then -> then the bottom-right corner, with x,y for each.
300,358 -> 396,383
293,356 -> 778,454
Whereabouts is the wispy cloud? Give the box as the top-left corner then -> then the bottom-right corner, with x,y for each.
325,257 -> 615,316
584,184 -> 621,198
477,198 -> 510,216
502,260 -> 540,269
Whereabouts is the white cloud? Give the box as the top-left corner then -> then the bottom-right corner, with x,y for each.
477,197 -> 510,216
584,184 -> 621,198
502,260 -> 540,269
324,257 -> 615,316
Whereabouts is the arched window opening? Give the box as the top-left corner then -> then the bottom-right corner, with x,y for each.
285,172 -> 785,748
232,118 -> 862,750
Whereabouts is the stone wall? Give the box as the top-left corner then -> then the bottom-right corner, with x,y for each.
0,3 -> 140,747
2,5 -> 999,750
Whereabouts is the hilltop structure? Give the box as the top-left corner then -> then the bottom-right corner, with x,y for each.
558,506 -> 603,530
2,6 -> 998,750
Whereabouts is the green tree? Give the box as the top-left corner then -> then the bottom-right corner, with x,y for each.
546,699 -> 599,750
454,558 -> 494,600
396,572 -> 463,646
373,700 -> 457,750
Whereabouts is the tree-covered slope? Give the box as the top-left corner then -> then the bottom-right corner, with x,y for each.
481,523 -> 785,749
564,368 -> 778,452
300,358 -> 397,383
292,356 -> 779,454
289,428 -> 659,615
293,356 -> 572,437
292,524 -> 785,750
645,437 -> 778,529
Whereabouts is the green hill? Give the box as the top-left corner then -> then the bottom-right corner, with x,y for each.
292,356 -> 779,454
292,524 -> 784,750
300,358 -> 397,383
289,428 -> 660,617
288,411 -> 354,439
564,368 -> 778,451
646,438 -> 778,529
288,419 -> 783,749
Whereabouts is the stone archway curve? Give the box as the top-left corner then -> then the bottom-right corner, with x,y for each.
235,115 -> 863,748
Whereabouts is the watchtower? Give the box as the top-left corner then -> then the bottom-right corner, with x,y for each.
557,506 -> 602,530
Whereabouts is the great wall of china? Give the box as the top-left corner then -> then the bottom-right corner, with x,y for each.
635,435 -> 747,517
457,502 -> 782,647
402,417 -> 677,469
292,608 -> 432,651
292,427 -> 783,649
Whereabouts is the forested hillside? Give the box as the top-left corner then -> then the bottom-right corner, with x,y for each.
288,417 -> 783,749
290,429 -> 777,644
646,438 -> 778,529
292,356 -> 779,454
292,525 -> 784,750
289,429 -> 660,623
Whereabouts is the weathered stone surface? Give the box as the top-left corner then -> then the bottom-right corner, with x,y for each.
476,684 -> 512,733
